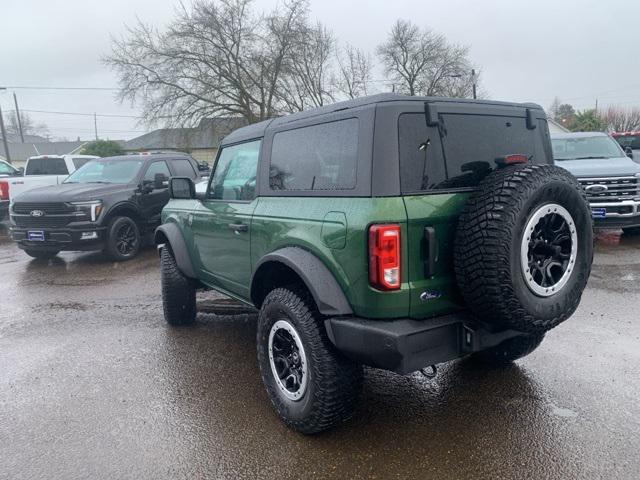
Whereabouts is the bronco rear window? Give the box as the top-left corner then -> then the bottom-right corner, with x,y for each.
399,113 -> 540,193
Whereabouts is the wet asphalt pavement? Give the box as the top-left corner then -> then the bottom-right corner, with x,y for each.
0,225 -> 639,480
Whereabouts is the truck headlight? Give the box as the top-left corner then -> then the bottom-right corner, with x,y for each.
71,201 -> 103,222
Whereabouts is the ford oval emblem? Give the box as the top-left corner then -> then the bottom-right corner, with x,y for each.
420,290 -> 442,302
30,210 -> 45,217
585,184 -> 608,194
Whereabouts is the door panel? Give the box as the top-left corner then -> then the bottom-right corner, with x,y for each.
191,200 -> 257,297
190,139 -> 261,299
403,193 -> 469,318
138,161 -> 171,225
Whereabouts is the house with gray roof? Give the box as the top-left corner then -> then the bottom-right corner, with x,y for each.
2,141 -> 87,168
123,117 -> 247,164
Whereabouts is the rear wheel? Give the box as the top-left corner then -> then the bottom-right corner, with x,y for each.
473,333 -> 545,366
106,216 -> 140,261
24,249 -> 59,260
257,287 -> 363,434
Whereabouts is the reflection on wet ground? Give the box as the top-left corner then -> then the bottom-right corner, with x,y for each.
0,224 -> 639,479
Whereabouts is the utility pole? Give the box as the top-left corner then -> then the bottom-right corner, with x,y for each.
0,103 -> 12,164
13,92 -> 24,143
94,112 -> 98,141
471,69 -> 477,100
0,87 -> 11,163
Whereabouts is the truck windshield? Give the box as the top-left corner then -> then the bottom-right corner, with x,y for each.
64,159 -> 144,184
552,136 -> 624,160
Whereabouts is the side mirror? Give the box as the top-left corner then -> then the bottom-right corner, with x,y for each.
625,147 -> 634,159
198,162 -> 209,172
154,172 -> 169,189
169,177 -> 196,199
17,167 -> 24,176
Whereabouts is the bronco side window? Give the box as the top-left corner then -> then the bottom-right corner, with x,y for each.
269,118 -> 358,191
208,140 -> 261,201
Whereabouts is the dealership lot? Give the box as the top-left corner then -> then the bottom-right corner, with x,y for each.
1,224 -> 639,480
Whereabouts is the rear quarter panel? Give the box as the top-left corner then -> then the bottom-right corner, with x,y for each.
251,196 -> 411,318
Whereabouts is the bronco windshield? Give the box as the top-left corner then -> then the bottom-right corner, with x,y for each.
64,158 -> 144,184
552,135 -> 624,161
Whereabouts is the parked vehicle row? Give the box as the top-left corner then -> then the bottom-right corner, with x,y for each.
6,153 -> 205,260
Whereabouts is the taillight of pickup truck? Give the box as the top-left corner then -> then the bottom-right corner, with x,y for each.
0,181 -> 9,201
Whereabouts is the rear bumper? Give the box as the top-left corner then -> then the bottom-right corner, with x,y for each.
325,314 -> 522,374
10,224 -> 107,251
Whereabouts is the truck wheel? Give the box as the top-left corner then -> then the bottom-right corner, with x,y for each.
623,227 -> 640,236
257,287 -> 363,434
106,216 -> 140,261
24,249 -> 59,260
161,247 -> 196,326
454,164 -> 593,333
473,333 -> 545,366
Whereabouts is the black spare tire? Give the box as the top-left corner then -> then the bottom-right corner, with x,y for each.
454,164 -> 593,333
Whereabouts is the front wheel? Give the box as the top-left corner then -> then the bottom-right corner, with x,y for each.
24,249 -> 59,260
161,247 -> 196,326
257,288 -> 363,434
106,216 -> 141,261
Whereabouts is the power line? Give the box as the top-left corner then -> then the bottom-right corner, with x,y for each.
2,85 -> 118,91
20,108 -> 142,119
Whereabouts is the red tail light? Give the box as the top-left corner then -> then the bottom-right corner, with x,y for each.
0,181 -> 8,201
369,224 -> 401,291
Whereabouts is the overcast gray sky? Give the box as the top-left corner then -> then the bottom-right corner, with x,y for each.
1,0 -> 639,140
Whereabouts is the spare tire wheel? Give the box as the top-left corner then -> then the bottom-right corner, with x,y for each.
454,164 -> 593,333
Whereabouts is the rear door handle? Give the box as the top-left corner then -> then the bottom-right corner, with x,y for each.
228,223 -> 248,233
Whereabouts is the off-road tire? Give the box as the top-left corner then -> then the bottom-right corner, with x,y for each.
473,333 -> 545,366
106,216 -> 141,261
454,164 -> 593,333
161,247 -> 196,326
24,249 -> 59,260
257,287 -> 363,434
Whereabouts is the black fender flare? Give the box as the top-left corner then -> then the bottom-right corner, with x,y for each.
104,201 -> 142,221
251,247 -> 353,316
154,223 -> 196,278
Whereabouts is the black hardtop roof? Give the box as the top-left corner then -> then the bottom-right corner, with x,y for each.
221,93 -> 544,145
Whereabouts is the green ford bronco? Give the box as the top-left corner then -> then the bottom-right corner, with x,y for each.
155,93 -> 593,434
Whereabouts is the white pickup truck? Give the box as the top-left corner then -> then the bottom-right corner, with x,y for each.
1,154 -> 98,202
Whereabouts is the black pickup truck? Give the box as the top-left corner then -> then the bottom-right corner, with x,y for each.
9,153 -> 203,260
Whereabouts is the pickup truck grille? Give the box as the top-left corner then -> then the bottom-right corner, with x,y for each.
13,216 -> 72,228
578,176 -> 640,203
12,202 -> 74,215
11,202 -> 77,228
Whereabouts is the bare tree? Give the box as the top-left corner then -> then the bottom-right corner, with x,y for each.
4,111 -> 49,139
104,0 -> 309,125
335,44 -> 373,99
601,105 -> 640,132
548,97 -> 561,120
376,19 -> 478,98
277,22 -> 336,112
